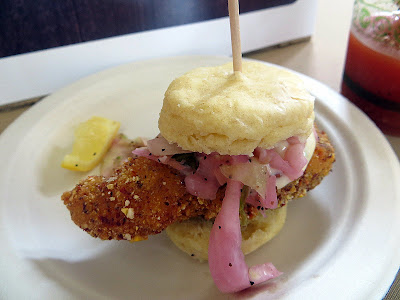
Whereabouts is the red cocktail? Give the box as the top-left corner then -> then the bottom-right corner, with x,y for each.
341,5 -> 400,136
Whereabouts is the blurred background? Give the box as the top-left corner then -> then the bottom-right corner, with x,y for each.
0,0 -> 316,105
0,0 -> 298,58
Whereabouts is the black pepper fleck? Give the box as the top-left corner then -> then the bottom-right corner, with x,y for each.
229,263 -> 232,267
250,281 -> 254,286
218,226 -> 221,229
83,203 -> 88,214
191,254 -> 195,256
93,152 -> 96,156
161,148 -> 165,152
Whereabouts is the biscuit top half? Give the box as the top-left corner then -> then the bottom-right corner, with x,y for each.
158,61 -> 315,155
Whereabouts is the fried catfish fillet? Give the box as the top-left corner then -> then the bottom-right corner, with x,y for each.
62,128 -> 335,241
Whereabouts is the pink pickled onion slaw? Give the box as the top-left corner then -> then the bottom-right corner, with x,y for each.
132,133 -> 309,293
146,134 -> 191,156
208,179 -> 282,293
132,147 -> 193,175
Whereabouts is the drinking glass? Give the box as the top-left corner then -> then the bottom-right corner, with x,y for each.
341,0 -> 400,135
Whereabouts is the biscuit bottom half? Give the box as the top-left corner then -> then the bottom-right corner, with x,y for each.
166,205 -> 287,262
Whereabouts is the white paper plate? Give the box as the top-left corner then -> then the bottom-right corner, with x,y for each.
0,56 -> 399,300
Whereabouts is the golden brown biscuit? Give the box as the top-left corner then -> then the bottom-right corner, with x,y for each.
159,62 -> 315,155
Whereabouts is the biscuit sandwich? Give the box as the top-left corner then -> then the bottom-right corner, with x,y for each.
62,61 -> 335,293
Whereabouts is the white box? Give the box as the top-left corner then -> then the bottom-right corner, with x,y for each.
0,0 -> 317,105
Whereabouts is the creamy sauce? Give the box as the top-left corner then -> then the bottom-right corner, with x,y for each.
273,132 -> 316,189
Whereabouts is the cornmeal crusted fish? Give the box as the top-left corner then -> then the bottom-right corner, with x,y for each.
61,128 -> 335,241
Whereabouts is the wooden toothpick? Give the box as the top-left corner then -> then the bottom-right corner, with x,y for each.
228,0 -> 242,72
